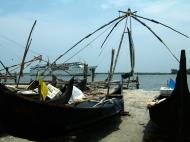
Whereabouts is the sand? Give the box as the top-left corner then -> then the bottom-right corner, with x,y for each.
0,90 -> 162,142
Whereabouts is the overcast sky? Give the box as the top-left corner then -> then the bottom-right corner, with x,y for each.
0,0 -> 189,73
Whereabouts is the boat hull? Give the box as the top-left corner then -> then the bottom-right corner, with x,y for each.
0,84 -> 123,140
148,50 -> 190,135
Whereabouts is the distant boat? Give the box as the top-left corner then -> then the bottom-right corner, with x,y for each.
30,62 -> 97,76
160,78 -> 175,97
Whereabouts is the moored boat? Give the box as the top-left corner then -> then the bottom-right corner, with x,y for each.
147,50 -> 190,138
0,77 -> 124,140
159,78 -> 175,97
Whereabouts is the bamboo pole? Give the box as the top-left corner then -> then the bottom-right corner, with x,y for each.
17,20 -> 37,87
107,49 -> 115,95
100,17 -> 126,49
131,16 -> 179,62
41,15 -> 127,76
133,14 -> 189,38
0,60 -> 12,77
112,17 -> 128,75
127,27 -> 135,75
0,55 -> 43,72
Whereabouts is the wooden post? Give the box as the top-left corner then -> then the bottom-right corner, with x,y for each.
127,77 -> 130,89
136,73 -> 139,89
14,72 -> 17,84
4,74 -> 7,83
107,49 -> 115,95
51,75 -> 57,87
38,83 -> 42,101
91,68 -> 95,82
83,63 -> 88,91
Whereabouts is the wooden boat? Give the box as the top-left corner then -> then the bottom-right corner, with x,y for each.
0,77 -> 124,140
147,50 -> 190,135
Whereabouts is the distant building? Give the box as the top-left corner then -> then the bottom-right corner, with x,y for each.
171,69 -> 178,74
171,68 -> 190,74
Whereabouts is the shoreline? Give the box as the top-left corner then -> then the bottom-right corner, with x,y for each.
21,72 -> 175,75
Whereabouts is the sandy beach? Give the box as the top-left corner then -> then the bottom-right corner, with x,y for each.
0,89 -> 168,142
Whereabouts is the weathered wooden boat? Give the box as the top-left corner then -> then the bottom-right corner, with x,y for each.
147,50 -> 190,136
0,77 -> 124,140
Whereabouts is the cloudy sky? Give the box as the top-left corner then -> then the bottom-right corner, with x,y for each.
0,0 -> 189,73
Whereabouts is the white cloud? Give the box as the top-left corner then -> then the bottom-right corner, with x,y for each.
108,0 -> 128,7
100,3 -> 109,9
141,1 -> 177,15
100,0 -> 129,9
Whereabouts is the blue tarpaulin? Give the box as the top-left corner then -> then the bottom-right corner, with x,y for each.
169,78 -> 175,89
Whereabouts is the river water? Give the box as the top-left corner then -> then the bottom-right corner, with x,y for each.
1,73 -> 190,91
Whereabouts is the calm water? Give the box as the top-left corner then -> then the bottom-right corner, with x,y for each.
1,73 -> 190,91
